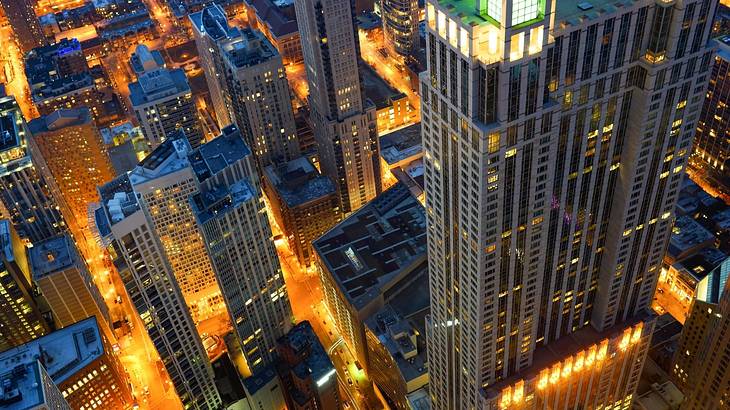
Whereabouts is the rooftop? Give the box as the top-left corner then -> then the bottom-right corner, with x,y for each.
277,321 -> 335,385
245,0 -> 298,38
97,174 -> 140,226
0,316 -> 105,385
713,207 -> 730,231
25,39 -> 94,102
0,97 -> 25,156
128,132 -> 191,186
313,183 -> 427,310
27,108 -> 92,134
128,68 -> 190,107
667,216 -> 716,260
29,234 -> 78,279
241,364 -> 278,396
190,180 -> 255,225
221,28 -> 279,70
360,63 -> 406,110
190,5 -> 241,41
130,44 -> 165,74
380,123 -> 423,166
0,360 -> 57,410
188,125 -> 251,184
675,247 -> 730,304
264,157 -> 336,208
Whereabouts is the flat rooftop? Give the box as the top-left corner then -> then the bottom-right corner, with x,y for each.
221,28 -> 279,70
128,132 -> 191,186
360,63 -> 405,110
245,0 -> 298,38
313,182 -> 427,310
129,68 -> 191,107
97,174 -> 140,226
190,4 -> 241,41
27,108 -> 92,134
190,180 -> 255,226
0,360 -> 56,409
380,123 -> 423,166
0,316 -> 105,385
667,216 -> 715,259
0,98 -> 23,155
29,234 -> 78,279
189,125 -> 251,184
277,321 -> 335,385
264,157 -> 336,208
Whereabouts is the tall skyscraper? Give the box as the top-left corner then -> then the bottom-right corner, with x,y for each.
96,163 -> 222,410
28,108 -> 115,237
218,27 -> 301,167
380,0 -> 420,56
691,35 -> 730,194
190,4 -> 237,128
129,67 -> 204,149
117,133 -> 223,322
29,234 -> 113,340
0,94 -> 65,243
0,220 -> 52,352
0,0 -> 46,54
294,0 -> 382,215
190,125 -> 293,374
422,0 -> 716,408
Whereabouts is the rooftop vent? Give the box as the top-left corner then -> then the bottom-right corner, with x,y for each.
577,2 -> 593,10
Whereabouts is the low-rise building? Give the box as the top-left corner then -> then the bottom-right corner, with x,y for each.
313,182 -> 427,374
0,316 -> 132,410
665,215 -> 716,265
379,123 -> 423,199
660,247 -> 730,310
263,156 -> 340,268
243,0 -> 302,65
360,63 -> 414,134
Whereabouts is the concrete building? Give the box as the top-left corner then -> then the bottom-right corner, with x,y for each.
28,108 -> 115,236
191,125 -> 293,373
665,215 -> 716,264
0,360 -> 71,410
422,0 -> 716,407
660,247 -> 730,312
29,234 -> 113,340
0,316 -> 132,410
129,44 -> 165,75
218,27 -> 300,166
361,63 -> 414,135
243,0 -> 302,65
313,182 -> 427,374
129,67 -> 203,148
190,4 -> 238,128
0,220 -> 52,352
379,122 -> 424,199
241,365 -> 287,410
295,0 -> 382,215
276,321 -> 340,410
691,35 -> 730,196
120,133 -> 223,322
380,0 -> 420,56
0,95 -> 65,244
96,166 -> 222,410
263,156 -> 340,268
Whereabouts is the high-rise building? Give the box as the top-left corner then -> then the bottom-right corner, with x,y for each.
190,125 -> 293,373
262,156 -> 341,268
294,0 -> 382,215
118,133 -> 223,322
190,4 -> 237,128
0,0 -> 46,54
0,316 -> 133,410
0,94 -> 65,243
276,321 -> 341,410
242,0 -> 303,65
0,220 -> 52,352
129,67 -> 203,149
96,165 -> 222,410
218,27 -> 301,167
421,0 -> 716,407
29,234 -> 113,339
380,0 -> 420,56
28,108 -> 115,236
691,35 -> 730,195
0,359 -> 71,410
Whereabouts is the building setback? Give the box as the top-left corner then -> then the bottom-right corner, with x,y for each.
295,0 -> 382,215
421,0 -> 717,407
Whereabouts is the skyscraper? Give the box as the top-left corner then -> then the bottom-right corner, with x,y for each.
0,94 -> 65,243
380,0 -> 420,56
28,108 -> 115,238
190,125 -> 293,374
96,164 -> 221,410
421,0 -> 716,408
294,0 -> 382,215
129,67 -> 204,149
218,27 -> 301,167
0,220 -> 52,352
190,4 -> 237,128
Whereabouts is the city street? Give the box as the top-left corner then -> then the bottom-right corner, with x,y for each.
0,24 -> 38,119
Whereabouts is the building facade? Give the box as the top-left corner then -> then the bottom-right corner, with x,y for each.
30,234 -> 113,339
421,0 -> 716,407
380,0 -> 420,56
294,0 -> 382,215
262,156 -> 341,268
191,125 -> 293,374
218,27 -> 301,167
28,108 -> 115,237
0,220 -> 52,352
0,95 -> 65,244
97,167 -> 222,410
129,67 -> 203,149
